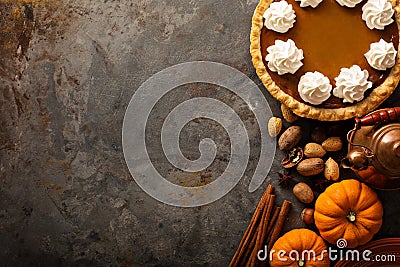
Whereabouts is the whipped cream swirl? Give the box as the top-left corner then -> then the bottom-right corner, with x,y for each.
298,71 -> 332,105
296,0 -> 323,8
263,1 -> 296,33
362,0 -> 394,30
336,0 -> 362,8
333,65 -> 372,103
265,39 -> 304,75
365,39 -> 397,70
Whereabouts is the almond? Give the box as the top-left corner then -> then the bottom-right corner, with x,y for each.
268,117 -> 282,137
296,158 -> 324,176
304,143 -> 326,158
281,104 -> 299,123
278,126 -> 302,151
322,137 -> 343,152
324,157 -> 340,181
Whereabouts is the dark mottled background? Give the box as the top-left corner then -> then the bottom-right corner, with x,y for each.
1,0 -> 399,266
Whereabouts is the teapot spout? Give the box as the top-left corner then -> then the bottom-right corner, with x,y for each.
342,149 -> 369,171
341,157 -> 353,169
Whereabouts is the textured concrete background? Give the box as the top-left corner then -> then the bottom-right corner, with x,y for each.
1,0 -> 400,266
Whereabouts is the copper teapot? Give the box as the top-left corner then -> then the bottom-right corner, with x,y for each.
342,107 -> 400,190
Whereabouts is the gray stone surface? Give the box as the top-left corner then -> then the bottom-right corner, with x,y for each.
1,0 -> 399,266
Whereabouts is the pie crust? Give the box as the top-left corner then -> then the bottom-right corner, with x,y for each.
250,0 -> 400,121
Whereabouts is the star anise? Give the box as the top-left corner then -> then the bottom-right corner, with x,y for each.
277,171 -> 295,187
314,177 -> 332,192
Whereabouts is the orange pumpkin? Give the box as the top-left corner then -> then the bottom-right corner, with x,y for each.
314,179 -> 383,248
270,229 -> 330,267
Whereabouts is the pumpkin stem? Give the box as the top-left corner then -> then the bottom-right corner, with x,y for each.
347,211 -> 356,222
298,259 -> 305,267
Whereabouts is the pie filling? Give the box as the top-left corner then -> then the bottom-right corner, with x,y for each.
260,0 -> 399,108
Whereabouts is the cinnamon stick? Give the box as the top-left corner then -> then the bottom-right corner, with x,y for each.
244,236 -> 257,267
258,197 -> 276,246
249,195 -> 276,267
265,206 -> 281,240
229,184 -> 274,267
236,193 -> 271,266
243,227 -> 266,267
267,200 -> 292,249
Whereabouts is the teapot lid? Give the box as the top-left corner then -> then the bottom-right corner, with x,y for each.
372,123 -> 400,177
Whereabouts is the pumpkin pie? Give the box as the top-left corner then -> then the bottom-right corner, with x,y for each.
250,0 -> 400,121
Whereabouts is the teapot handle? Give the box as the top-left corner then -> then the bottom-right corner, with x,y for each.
355,107 -> 400,129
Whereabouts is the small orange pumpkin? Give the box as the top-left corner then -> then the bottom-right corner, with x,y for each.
270,229 -> 330,267
314,179 -> 383,248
